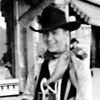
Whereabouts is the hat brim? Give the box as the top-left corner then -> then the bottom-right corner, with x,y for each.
30,21 -> 81,33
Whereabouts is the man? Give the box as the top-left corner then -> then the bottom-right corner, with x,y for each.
70,38 -> 87,100
70,38 -> 93,100
70,38 -> 87,60
22,5 -> 81,100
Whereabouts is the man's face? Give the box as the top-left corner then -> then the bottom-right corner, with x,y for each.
42,28 -> 68,53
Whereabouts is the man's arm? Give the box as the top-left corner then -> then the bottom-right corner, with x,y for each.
69,52 -> 79,90
69,61 -> 78,90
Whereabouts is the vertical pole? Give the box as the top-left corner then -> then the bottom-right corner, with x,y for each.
65,0 -> 71,49
15,0 -> 26,92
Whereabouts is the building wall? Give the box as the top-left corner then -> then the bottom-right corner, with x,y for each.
0,12 -> 7,60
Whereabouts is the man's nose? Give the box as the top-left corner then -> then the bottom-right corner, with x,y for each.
47,32 -> 54,41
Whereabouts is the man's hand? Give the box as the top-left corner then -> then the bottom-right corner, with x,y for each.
77,50 -> 87,60
77,50 -> 84,55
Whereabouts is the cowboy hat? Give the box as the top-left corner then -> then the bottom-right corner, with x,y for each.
30,5 -> 81,33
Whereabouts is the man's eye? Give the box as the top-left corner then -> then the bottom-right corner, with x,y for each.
43,31 -> 49,35
53,32 -> 56,35
43,32 -> 47,35
53,30 -> 58,35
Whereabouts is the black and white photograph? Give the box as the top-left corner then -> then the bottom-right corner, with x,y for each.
0,0 -> 100,100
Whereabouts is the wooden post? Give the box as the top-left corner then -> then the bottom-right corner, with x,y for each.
15,0 -> 28,92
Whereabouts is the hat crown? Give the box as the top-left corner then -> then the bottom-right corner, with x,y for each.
29,5 -> 81,33
39,5 -> 67,29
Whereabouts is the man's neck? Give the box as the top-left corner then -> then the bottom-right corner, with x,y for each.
44,49 -> 68,60
52,49 -> 68,59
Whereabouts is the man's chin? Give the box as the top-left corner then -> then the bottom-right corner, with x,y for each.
48,49 -> 61,55
48,48 -> 57,53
